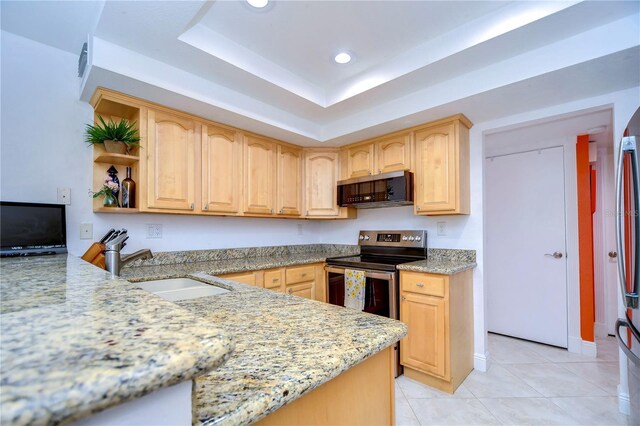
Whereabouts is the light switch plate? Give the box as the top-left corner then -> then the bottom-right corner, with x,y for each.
57,188 -> 71,205
437,221 -> 447,236
79,223 -> 93,240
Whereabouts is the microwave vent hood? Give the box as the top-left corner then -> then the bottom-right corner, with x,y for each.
337,171 -> 413,209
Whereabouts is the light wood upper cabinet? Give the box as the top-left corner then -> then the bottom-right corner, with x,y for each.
146,109 -> 198,211
346,144 -> 375,178
201,124 -> 241,214
400,291 -> 447,378
277,145 -> 303,216
304,150 -> 340,217
375,133 -> 412,174
244,136 -> 276,215
414,117 -> 470,215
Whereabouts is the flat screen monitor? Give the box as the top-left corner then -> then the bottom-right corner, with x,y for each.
0,201 -> 67,256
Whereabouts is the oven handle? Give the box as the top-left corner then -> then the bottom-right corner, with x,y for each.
324,265 -> 395,280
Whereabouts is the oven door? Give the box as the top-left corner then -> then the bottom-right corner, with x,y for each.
325,265 -> 401,377
325,266 -> 397,319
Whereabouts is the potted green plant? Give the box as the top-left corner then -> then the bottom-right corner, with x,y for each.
85,115 -> 141,155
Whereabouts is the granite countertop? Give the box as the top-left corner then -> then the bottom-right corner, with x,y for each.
0,255 -> 234,426
397,248 -> 477,275
397,259 -> 477,274
170,272 -> 408,425
121,251 -> 351,282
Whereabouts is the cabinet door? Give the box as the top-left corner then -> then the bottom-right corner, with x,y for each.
202,124 -> 241,214
147,110 -> 197,210
375,133 -> 411,174
244,136 -> 276,215
400,292 -> 447,378
414,123 -> 457,213
286,281 -> 314,299
220,271 -> 261,287
264,269 -> 284,292
347,144 -> 375,178
304,150 -> 340,217
277,145 -> 303,216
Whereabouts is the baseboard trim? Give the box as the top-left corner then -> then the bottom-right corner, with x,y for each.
594,322 -> 608,339
568,336 -> 582,354
618,388 -> 630,415
474,352 -> 488,372
581,340 -> 597,358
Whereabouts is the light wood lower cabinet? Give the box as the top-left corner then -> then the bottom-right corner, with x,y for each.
146,109 -> 198,211
256,347 -> 394,426
220,271 -> 262,288
219,263 -> 326,302
400,269 -> 473,394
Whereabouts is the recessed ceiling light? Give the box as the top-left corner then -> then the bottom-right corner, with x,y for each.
334,52 -> 352,64
247,0 -> 268,8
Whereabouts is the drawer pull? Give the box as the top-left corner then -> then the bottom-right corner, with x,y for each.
302,273 -> 307,277
273,278 -> 279,282
416,283 -> 424,287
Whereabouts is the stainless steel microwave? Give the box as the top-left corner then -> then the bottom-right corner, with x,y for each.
337,171 -> 413,209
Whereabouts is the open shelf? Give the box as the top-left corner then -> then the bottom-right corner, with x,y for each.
94,207 -> 140,214
94,153 -> 139,166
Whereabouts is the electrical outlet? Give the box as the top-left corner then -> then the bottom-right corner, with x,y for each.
79,223 -> 93,240
437,221 -> 447,236
146,224 -> 163,239
57,188 -> 71,205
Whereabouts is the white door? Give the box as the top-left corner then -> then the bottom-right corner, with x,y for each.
485,146 -> 568,348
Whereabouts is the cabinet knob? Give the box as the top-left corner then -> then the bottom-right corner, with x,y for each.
402,296 -> 406,301
270,208 -> 274,214
190,203 -> 194,210
280,209 -> 284,214
416,206 -> 421,211
608,251 -> 618,258
204,205 -> 208,211
288,288 -> 293,294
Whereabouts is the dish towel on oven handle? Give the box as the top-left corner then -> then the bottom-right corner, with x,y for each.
344,269 -> 366,310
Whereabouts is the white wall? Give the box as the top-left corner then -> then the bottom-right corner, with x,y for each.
0,31 -> 320,256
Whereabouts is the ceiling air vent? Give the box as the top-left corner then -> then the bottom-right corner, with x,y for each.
77,42 -> 88,78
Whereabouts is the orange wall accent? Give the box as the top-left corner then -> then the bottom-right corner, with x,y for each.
576,135 -> 595,342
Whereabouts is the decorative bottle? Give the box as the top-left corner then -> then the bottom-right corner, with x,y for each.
121,167 -> 136,208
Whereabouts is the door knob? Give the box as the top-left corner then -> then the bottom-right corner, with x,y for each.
544,252 -> 563,259
608,251 -> 618,259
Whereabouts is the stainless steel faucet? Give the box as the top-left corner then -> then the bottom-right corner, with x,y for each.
104,232 -> 153,276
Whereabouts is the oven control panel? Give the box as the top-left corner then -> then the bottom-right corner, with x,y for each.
358,230 -> 427,248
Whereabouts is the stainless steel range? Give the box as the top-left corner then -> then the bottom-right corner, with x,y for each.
325,230 -> 427,377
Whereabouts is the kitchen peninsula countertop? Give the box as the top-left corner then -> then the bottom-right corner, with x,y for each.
170,272 -> 407,425
0,255 -> 234,426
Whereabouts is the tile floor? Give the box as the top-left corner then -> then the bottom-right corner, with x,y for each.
395,333 -> 631,425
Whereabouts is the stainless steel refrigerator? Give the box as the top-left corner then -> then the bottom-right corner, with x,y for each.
615,107 -> 640,423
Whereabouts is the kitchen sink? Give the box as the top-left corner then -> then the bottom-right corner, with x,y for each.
137,277 -> 229,302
